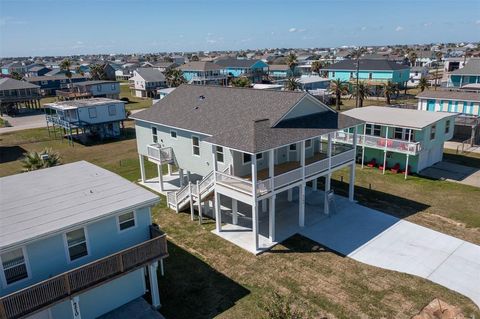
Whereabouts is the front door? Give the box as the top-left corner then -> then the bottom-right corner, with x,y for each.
427,100 -> 435,111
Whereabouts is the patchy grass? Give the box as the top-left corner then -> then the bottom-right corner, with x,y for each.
1,127 -> 479,318
39,96 -> 58,107
120,84 -> 153,111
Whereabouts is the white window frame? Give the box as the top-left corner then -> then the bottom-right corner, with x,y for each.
152,126 -> 158,143
192,135 -> 200,157
445,120 -> 450,134
63,227 -> 90,263
0,247 -> 31,288
242,153 -> 252,165
430,124 -> 436,140
170,130 -> 177,139
108,105 -> 116,116
216,146 -> 224,163
256,152 -> 263,161
305,139 -> 312,149
88,107 -> 97,119
117,211 -> 137,232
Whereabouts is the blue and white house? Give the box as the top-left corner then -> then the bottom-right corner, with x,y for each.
214,58 -> 268,83
178,62 -> 227,85
0,161 -> 168,319
26,75 -> 90,96
447,58 -> 480,88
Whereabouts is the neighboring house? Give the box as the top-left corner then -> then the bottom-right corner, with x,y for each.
214,58 -> 268,83
343,106 -> 456,176
45,98 -> 127,142
129,68 -> 167,98
0,78 -> 41,114
416,90 -> 480,143
267,64 -> 296,80
1,61 -> 28,76
323,59 -> 410,88
171,55 -> 186,65
298,76 -> 330,91
57,80 -> 121,100
25,66 -> 52,77
156,87 -> 176,100
447,58 -> 480,88
407,66 -> 428,87
0,161 -> 168,319
103,63 -> 118,80
26,74 -> 90,95
152,62 -> 179,73
178,62 -> 227,85
131,84 -> 362,254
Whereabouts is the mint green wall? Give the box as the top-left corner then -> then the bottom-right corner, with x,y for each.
328,68 -> 409,84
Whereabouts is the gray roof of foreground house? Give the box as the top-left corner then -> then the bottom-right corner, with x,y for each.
26,74 -> 89,82
451,59 -> 480,76
416,90 -> 480,102
178,61 -> 222,72
214,58 -> 264,68
344,106 -> 457,130
135,68 -> 166,82
73,80 -> 118,87
131,85 -> 362,153
324,59 -> 409,71
0,78 -> 40,90
0,161 -> 159,251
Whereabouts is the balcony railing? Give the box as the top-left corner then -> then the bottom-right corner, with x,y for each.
0,232 -> 168,319
331,131 -> 421,155
147,145 -> 175,165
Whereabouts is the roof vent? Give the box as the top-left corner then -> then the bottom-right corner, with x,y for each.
198,95 -> 205,100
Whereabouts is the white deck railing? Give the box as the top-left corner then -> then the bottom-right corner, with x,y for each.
215,171 -> 253,195
331,149 -> 356,166
147,145 -> 175,164
305,158 -> 329,177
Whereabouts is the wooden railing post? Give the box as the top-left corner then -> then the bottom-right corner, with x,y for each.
64,274 -> 71,295
0,300 -> 7,319
117,254 -> 124,273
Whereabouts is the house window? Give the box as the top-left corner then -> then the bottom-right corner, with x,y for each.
350,72 -> 354,79
108,105 -> 116,116
256,153 -> 263,161
170,130 -> 177,139
289,144 -> 297,151
365,124 -> 381,136
445,120 -> 450,134
216,146 -> 224,163
430,124 -> 436,140
192,136 -> 200,156
305,139 -> 312,148
243,153 -> 252,164
394,128 -> 403,140
96,85 -> 102,91
152,127 -> 158,143
111,84 -> 116,90
1,248 -> 29,285
331,71 -> 335,77
368,73 -> 373,80
118,212 -> 135,231
65,228 -> 88,261
88,107 -> 97,118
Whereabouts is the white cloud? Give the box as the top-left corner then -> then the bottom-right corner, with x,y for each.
288,27 -> 297,32
423,22 -> 432,27
298,28 -> 307,33
360,26 -> 367,31
206,39 -> 217,44
395,26 -> 404,32
476,19 -> 480,25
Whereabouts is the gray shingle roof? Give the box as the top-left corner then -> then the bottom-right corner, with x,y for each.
131,85 -> 362,153
416,90 -> 480,102
324,59 -> 410,71
268,64 -> 290,71
0,161 -> 159,250
0,78 -> 40,90
26,74 -> 89,82
73,80 -> 117,87
135,68 -> 166,82
451,59 -> 480,76
178,61 -> 222,72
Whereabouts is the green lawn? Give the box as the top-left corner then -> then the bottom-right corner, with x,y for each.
1,128 -> 479,318
120,84 -> 153,111
333,87 -> 421,111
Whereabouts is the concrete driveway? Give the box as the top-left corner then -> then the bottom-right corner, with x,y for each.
0,110 -> 46,134
420,161 -> 480,187
299,200 -> 480,307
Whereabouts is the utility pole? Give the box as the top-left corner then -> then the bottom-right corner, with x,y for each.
355,47 -> 361,108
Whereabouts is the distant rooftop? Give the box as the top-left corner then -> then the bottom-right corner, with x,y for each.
45,98 -> 124,110
416,89 -> 480,102
178,61 -> 222,72
0,78 -> 40,91
451,59 -> 480,76
0,161 -> 159,250
324,59 -> 410,71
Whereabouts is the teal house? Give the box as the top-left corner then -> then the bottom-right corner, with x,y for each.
178,61 -> 227,85
324,59 -> 410,89
447,59 -> 480,87
214,58 -> 268,83
0,161 -> 168,319
267,64 -> 297,80
342,106 -> 456,177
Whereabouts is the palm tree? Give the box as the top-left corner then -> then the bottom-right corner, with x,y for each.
329,79 -> 349,110
284,77 -> 300,91
418,77 -> 430,92
382,81 -> 398,105
89,64 -> 105,80
10,71 -> 23,80
310,61 -> 323,75
75,66 -> 85,77
59,59 -> 73,87
351,81 -> 371,108
286,53 -> 297,76
408,52 -> 417,67
21,148 -> 61,172
165,69 -> 186,87
231,76 -> 251,87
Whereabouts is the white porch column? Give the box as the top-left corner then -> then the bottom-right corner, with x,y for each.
148,261 -> 161,308
232,198 -> 238,225
349,163 -> 355,202
187,171 -> 191,183
214,191 -> 222,232
299,184 -> 305,227
383,126 -> 389,174
251,156 -> 259,251
179,169 -> 184,187
405,129 -> 412,180
287,188 -> 293,202
139,154 -> 146,182
157,164 -> 164,192
312,178 -> 318,191
262,199 -> 267,213
269,149 -> 274,191
269,195 -> 276,242
196,181 -> 203,224
324,174 -> 331,215
189,182 -> 194,220
167,164 -> 173,176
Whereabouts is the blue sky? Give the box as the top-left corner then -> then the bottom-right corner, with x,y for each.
0,0 -> 479,57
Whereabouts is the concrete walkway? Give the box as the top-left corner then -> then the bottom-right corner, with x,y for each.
98,298 -> 165,319
300,203 -> 480,308
0,111 -> 46,134
445,141 -> 480,154
420,161 -> 480,187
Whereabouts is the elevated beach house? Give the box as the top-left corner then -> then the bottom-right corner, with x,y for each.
447,58 -> 480,88
129,68 -> 167,98
44,98 -> 127,143
56,80 -> 121,100
343,106 -> 457,177
131,85 -> 363,254
0,78 -> 41,115
178,62 -> 227,85
0,161 -> 168,319
214,58 -> 268,83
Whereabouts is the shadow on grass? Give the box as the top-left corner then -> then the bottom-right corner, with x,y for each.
158,241 -> 250,319
76,127 -> 137,146
0,146 -> 27,163
443,152 -> 480,169
270,234 -> 337,254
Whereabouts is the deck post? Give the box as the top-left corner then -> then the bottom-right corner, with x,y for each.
405,129 -> 412,180
269,194 -> 276,242
148,261 -> 161,308
189,182 -> 194,221
349,128 -> 357,202
157,163 -> 163,192
214,191 -> 222,232
197,181 -> 203,224
252,156 -> 259,251
179,169 -> 184,187
269,148 -> 274,182
262,199 -> 267,213
287,188 -> 293,202
383,126 -> 389,174
312,178 -> 318,191
299,184 -> 305,227
232,198 -> 238,225
139,154 -> 146,182
167,164 -> 173,176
